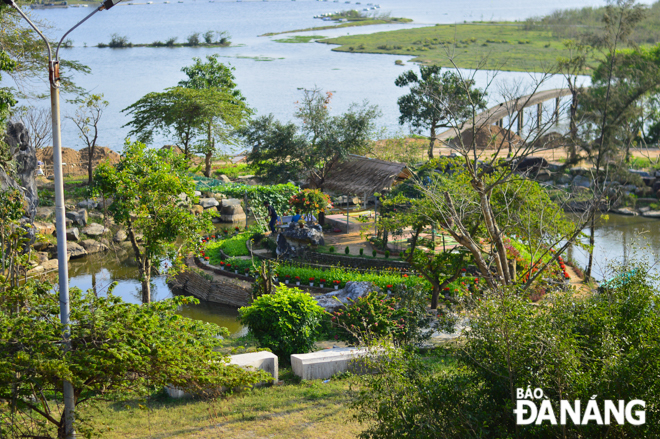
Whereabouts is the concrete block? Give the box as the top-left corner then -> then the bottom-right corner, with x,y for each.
166,351 -> 277,399
291,347 -> 369,380
230,351 -> 278,384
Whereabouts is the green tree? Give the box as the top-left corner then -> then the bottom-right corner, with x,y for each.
556,39 -> 591,164
353,263 -> 660,438
395,66 -> 486,159
123,86 -> 238,159
0,5 -> 89,96
0,288 -> 270,438
92,140 -> 216,303
579,0 -> 648,279
178,55 -> 251,176
67,94 -> 108,184
243,88 -> 380,187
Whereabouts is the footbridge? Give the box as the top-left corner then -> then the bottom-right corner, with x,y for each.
437,88 -> 573,143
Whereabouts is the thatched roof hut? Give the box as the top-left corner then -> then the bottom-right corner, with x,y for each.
322,155 -> 412,195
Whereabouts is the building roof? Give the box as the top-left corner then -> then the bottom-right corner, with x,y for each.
322,155 -> 412,195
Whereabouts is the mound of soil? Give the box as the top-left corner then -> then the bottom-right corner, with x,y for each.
37,146 -> 120,176
449,125 -> 525,151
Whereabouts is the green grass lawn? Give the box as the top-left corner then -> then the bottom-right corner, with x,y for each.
322,22 -> 601,73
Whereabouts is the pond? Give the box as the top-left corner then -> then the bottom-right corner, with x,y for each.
67,251 -> 246,335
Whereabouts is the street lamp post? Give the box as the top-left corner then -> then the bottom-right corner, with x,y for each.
2,1 -> 122,437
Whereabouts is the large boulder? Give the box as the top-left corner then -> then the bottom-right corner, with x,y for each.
54,227 -> 80,241
65,209 -> 88,226
515,157 -> 548,173
36,206 -> 54,220
3,122 -> 38,222
217,174 -> 231,183
80,239 -> 108,254
220,204 -> 246,223
82,223 -> 108,237
34,221 -> 56,236
281,223 -> 324,245
199,198 -> 219,209
113,229 -> 127,242
571,175 -> 591,189
66,241 -> 87,258
315,282 -> 381,312
78,199 -> 98,210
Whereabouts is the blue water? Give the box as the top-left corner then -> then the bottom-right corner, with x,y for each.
6,0 -> 638,152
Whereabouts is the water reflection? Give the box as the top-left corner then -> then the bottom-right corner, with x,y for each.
568,214 -> 660,281
67,251 -> 245,335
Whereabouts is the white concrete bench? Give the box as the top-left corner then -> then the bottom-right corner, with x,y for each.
230,351 -> 279,384
291,347 -> 369,380
166,351 -> 278,398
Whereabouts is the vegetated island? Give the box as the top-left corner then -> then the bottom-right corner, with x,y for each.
97,31 -> 231,49
262,10 -> 412,37
322,1 -> 660,72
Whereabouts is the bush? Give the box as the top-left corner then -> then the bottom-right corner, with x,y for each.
107,33 -> 132,48
354,263 -> 660,438
345,246 -> 350,255
239,285 -> 326,359
332,291 -> 409,345
329,246 -> 335,253
372,249 -> 377,257
186,32 -> 201,46
360,248 -> 364,256
384,250 -> 390,258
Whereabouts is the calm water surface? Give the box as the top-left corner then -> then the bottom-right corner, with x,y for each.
11,0 -> 646,151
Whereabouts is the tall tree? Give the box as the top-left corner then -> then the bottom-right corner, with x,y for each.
243,88 -> 380,187
122,86 -> 238,160
92,140 -> 216,303
67,94 -> 108,184
395,66 -> 486,160
580,0 -> 648,280
178,55 -> 251,177
556,39 -> 591,164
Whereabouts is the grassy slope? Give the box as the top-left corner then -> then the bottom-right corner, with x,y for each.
86,372 -> 359,439
322,22 -> 589,73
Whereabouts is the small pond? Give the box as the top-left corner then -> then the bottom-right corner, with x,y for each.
67,251 -> 246,335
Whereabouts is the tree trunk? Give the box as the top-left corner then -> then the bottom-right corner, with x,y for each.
204,151 -> 213,177
568,88 -> 579,164
431,285 -> 441,310
585,212 -> 596,280
428,124 -> 436,159
382,229 -> 389,250
88,145 -> 95,185
204,120 -> 214,177
140,258 -> 151,304
319,210 -> 325,226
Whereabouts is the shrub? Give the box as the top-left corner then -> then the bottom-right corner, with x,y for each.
345,246 -> 350,255
384,250 -> 390,258
239,285 -> 326,359
329,246 -> 336,253
372,250 -> 377,257
186,32 -> 201,46
333,291 -> 409,345
360,248 -> 364,256
107,33 -> 132,48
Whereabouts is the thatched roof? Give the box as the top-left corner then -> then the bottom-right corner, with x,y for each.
322,155 -> 412,195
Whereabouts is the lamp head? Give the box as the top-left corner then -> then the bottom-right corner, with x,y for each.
101,0 -> 121,10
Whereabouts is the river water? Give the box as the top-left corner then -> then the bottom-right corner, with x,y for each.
12,0 -> 657,331
15,0 -> 648,152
